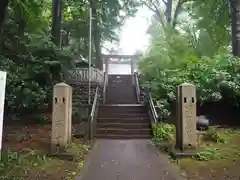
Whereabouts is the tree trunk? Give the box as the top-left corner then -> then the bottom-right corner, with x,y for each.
51,0 -> 61,47
230,0 -> 240,57
165,0 -> 172,23
15,2 -> 26,48
172,0 -> 182,28
0,0 -> 8,27
93,20 -> 102,70
0,0 -> 8,52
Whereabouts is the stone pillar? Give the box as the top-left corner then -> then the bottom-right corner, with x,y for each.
131,58 -> 135,84
130,58 -> 134,75
51,82 -> 72,154
175,83 -> 197,151
105,57 -> 109,75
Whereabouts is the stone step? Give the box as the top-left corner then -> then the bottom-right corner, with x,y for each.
97,122 -> 151,129
106,75 -> 137,104
99,110 -> 148,114
97,117 -> 149,123
97,113 -> 149,118
95,134 -> 152,139
99,105 -> 147,114
97,128 -> 152,135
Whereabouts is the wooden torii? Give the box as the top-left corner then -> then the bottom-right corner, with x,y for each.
101,54 -> 142,76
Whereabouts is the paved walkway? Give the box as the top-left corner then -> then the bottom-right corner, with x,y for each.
77,140 -> 185,180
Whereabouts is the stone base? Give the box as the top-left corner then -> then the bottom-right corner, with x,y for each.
49,143 -> 77,162
170,149 -> 199,159
49,151 -> 76,161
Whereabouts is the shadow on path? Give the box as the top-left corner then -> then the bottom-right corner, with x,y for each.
77,139 -> 185,180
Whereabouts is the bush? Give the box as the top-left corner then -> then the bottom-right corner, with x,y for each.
204,127 -> 226,143
139,54 -> 240,120
152,123 -> 176,142
0,42 -> 75,115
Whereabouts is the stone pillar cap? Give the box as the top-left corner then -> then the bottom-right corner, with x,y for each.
54,82 -> 70,87
178,82 -> 195,86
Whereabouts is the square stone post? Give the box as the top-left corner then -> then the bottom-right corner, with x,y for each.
51,82 -> 72,154
131,58 -> 134,75
131,58 -> 135,84
175,83 -> 197,151
105,57 -> 109,75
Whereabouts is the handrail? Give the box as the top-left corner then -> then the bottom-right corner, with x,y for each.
135,72 -> 141,103
148,92 -> 158,124
88,86 -> 99,139
94,68 -> 104,77
93,68 -> 104,84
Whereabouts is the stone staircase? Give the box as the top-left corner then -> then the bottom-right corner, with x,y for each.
106,75 -> 137,104
96,105 -> 152,139
96,75 -> 152,139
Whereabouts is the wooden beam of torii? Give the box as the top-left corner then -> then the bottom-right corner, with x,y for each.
102,54 -> 142,75
101,54 -> 142,59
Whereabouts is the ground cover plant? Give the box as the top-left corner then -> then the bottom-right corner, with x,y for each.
1,124 -> 94,180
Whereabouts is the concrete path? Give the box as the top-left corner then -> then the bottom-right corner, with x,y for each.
77,140 -> 185,180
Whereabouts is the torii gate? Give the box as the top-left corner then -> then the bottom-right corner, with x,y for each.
102,54 -> 142,76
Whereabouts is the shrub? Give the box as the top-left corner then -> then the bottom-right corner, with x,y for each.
0,42 -> 75,115
152,123 -> 176,142
204,127 -> 226,143
139,54 -> 240,120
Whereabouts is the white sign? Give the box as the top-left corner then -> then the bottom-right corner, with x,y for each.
0,71 -> 7,160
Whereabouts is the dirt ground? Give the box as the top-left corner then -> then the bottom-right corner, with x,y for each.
177,128 -> 240,180
1,123 -> 92,180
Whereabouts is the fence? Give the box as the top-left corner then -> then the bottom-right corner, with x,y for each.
67,68 -> 104,83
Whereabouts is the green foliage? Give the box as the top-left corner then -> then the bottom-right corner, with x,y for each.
139,16 -> 240,120
140,53 -> 240,120
0,150 -> 19,175
139,0 -> 234,121
0,140 -> 93,179
152,123 -> 176,142
196,148 -> 220,161
0,0 -> 139,117
204,127 -> 226,143
152,123 -> 175,153
1,43 -> 74,114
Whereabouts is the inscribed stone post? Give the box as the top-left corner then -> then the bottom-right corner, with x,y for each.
51,82 -> 72,154
175,83 -> 197,151
0,71 -> 6,160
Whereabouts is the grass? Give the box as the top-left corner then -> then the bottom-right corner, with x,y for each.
1,124 -> 93,180
152,123 -> 240,179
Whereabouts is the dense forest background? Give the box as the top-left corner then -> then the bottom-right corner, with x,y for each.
0,0 -> 139,117
139,0 -> 240,125
0,0 -> 240,125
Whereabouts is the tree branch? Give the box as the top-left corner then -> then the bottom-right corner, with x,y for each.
162,0 -> 167,6
140,0 -> 166,29
172,0 -> 193,28
172,0 -> 183,28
